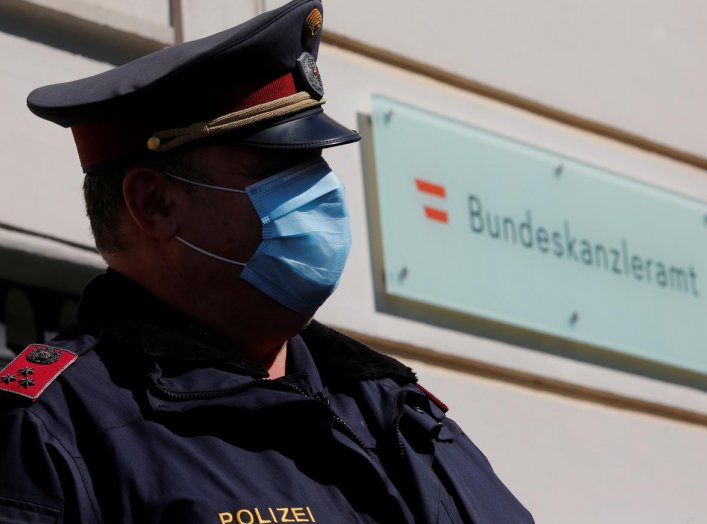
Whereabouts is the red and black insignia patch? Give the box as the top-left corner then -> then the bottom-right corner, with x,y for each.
0,344 -> 78,401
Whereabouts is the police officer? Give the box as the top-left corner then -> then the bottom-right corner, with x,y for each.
0,1 -> 533,522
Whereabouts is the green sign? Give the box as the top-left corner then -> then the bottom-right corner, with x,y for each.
371,95 -> 707,375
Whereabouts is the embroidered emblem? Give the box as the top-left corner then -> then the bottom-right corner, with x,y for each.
27,346 -> 63,365
18,377 -> 35,389
0,344 -> 78,401
304,8 -> 322,38
296,52 -> 324,100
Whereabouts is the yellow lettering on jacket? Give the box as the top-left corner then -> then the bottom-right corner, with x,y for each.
291,507 -> 308,522
218,506 -> 316,523
254,508 -> 272,524
236,509 -> 255,524
219,513 -> 234,524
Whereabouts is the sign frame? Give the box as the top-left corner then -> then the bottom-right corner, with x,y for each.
361,96 -> 707,386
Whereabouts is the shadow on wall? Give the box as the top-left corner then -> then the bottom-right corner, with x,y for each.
0,0 -> 166,66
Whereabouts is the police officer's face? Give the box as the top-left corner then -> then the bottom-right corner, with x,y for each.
173,143 -> 321,299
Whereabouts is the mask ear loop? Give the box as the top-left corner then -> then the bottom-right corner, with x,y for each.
163,172 -> 249,267
162,171 -> 248,193
174,237 -> 247,267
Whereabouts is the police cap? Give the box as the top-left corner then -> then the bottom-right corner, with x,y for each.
27,0 -> 360,173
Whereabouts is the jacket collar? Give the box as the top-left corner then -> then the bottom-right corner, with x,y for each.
76,270 -> 416,388
300,321 -> 416,389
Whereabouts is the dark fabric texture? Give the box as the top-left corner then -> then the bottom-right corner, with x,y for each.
0,270 -> 534,523
0,497 -> 60,524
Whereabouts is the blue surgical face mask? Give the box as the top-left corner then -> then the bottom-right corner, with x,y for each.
165,157 -> 351,314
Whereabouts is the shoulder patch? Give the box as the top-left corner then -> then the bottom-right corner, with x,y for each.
0,344 -> 78,401
415,383 -> 449,413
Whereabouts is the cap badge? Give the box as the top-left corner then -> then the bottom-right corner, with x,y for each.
27,346 -> 63,365
296,52 -> 324,100
304,8 -> 323,38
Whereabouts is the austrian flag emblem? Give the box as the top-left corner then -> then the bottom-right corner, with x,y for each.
415,178 -> 448,223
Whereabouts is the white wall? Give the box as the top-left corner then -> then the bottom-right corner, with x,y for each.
180,0 -> 258,41
318,0 -> 707,160
77,0 -> 169,25
0,30 -> 109,246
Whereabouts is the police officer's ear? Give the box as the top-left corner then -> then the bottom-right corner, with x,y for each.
122,167 -> 181,241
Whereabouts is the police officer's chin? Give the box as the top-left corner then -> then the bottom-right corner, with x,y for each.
267,297 -> 317,330
241,281 -> 315,331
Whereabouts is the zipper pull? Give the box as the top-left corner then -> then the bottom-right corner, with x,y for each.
313,391 -> 331,406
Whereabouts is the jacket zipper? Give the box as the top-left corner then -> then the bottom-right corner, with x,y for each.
151,378 -> 268,401
284,384 -> 374,459
152,377 -> 374,457
392,391 -> 408,459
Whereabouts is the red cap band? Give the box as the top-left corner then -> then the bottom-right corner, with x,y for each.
72,73 -> 298,172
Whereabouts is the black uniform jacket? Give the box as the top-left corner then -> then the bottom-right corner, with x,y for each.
0,271 -> 533,523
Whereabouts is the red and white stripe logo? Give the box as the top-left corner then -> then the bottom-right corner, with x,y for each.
415,178 -> 448,224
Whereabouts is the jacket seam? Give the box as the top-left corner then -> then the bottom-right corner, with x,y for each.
26,410 -> 103,523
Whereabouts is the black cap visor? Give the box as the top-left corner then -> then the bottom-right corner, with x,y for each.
230,107 -> 361,150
